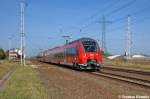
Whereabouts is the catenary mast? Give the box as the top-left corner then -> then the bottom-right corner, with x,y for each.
20,0 -> 25,65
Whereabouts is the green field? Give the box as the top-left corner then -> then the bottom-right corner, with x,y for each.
0,63 -> 48,99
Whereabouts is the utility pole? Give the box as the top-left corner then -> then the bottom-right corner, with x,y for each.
102,16 -> 107,54
8,36 -> 12,60
97,16 -> 111,54
62,35 -> 71,63
62,36 -> 71,44
126,15 -> 132,59
20,0 -> 25,66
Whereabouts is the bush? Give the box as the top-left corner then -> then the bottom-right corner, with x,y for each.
0,48 -> 6,59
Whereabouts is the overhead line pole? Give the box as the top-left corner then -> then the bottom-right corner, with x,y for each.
126,15 -> 132,59
8,36 -> 12,60
62,35 -> 71,63
102,16 -> 107,53
20,0 -> 25,66
97,16 -> 111,54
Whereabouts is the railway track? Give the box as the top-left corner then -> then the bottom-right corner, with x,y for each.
33,60 -> 150,88
101,66 -> 150,75
91,66 -> 150,88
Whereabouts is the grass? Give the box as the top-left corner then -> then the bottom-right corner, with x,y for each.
0,64 -> 48,99
103,57 -> 150,69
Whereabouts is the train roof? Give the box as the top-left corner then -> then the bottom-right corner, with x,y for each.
68,37 -> 96,44
78,37 -> 96,41
42,37 -> 97,53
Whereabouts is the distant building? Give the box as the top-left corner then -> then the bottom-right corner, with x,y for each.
9,48 -> 21,60
107,55 -> 121,60
132,55 -> 146,58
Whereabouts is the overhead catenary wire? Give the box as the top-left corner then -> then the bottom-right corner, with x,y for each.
105,0 -> 137,17
25,34 -> 43,52
78,0 -> 136,30
108,16 -> 150,32
106,3 -> 150,31
111,6 -> 150,24
78,0 -> 128,31
81,5 -> 148,32
78,0 -> 122,25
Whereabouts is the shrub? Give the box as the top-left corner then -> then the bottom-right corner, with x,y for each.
0,48 -> 6,59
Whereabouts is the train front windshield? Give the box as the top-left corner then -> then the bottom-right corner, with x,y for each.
82,40 -> 98,52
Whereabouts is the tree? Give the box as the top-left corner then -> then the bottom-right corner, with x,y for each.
0,48 -> 6,59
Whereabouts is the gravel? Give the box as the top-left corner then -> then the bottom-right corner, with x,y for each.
32,61 -> 150,99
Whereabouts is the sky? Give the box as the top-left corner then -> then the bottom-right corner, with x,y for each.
0,0 -> 150,56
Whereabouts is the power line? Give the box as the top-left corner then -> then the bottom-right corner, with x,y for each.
25,35 -> 47,57
81,5 -> 148,33
106,0 -> 137,17
79,21 -> 96,32
25,36 -> 40,50
108,24 -> 126,32
108,16 -> 150,32
82,0 -> 136,24
107,5 -> 150,32
78,0 -> 137,33
111,6 -> 149,24
112,16 -> 127,24
78,0 -> 122,24
132,16 -> 150,24
77,0 -> 123,31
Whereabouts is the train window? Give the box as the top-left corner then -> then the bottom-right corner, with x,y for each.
66,47 -> 77,56
72,47 -> 77,55
82,41 -> 98,52
54,52 -> 64,58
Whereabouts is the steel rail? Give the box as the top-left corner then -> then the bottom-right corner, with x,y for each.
91,71 -> 150,88
101,66 -> 150,75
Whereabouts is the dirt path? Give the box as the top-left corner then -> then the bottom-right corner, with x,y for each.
32,61 -> 150,99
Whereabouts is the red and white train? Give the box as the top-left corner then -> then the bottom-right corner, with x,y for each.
38,38 -> 102,70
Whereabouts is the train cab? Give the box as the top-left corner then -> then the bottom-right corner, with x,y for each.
77,38 -> 102,70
